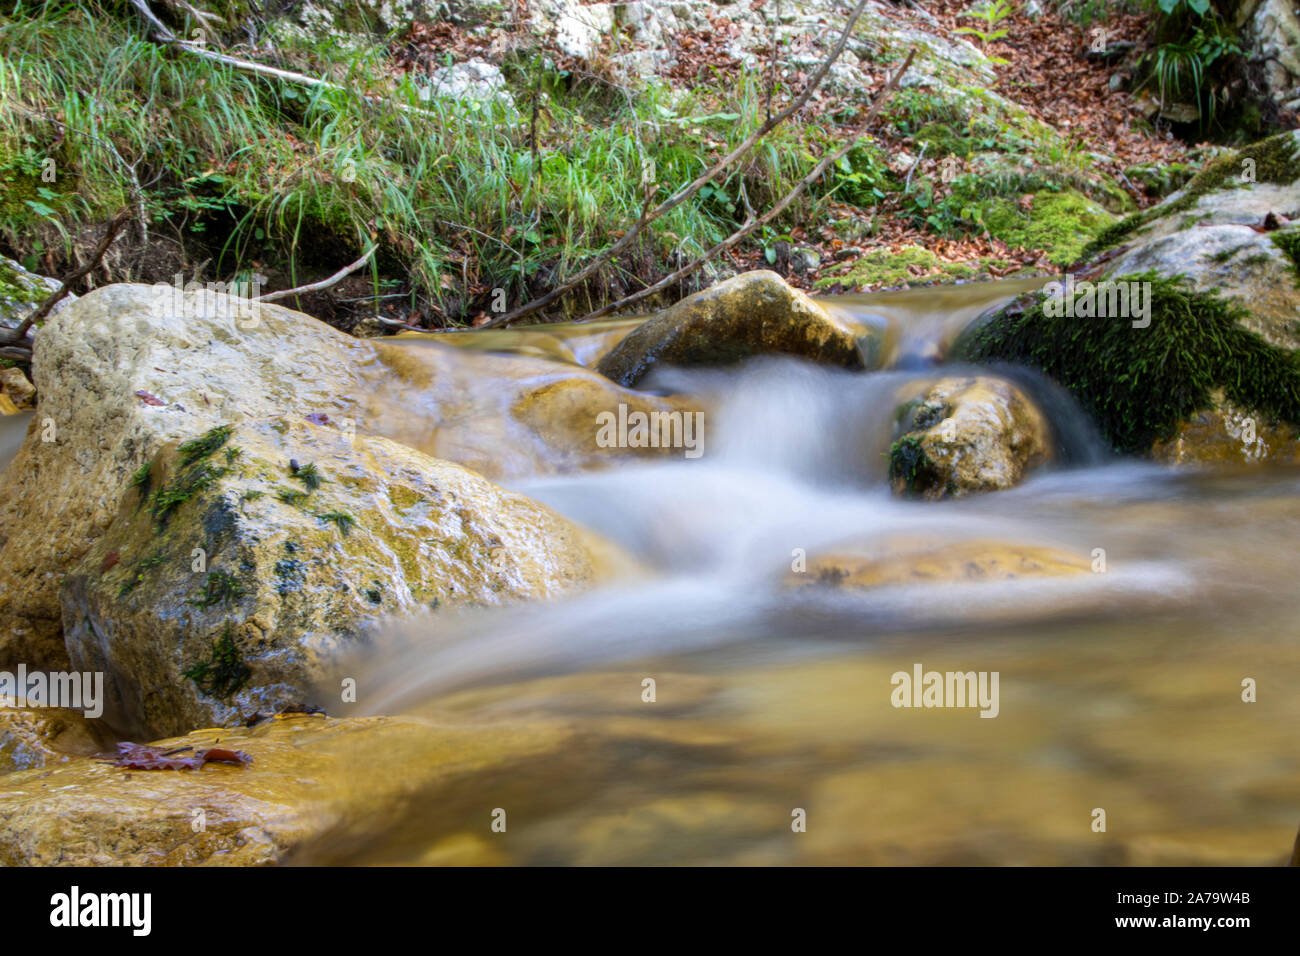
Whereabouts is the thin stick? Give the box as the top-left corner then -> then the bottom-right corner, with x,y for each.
254,246 -> 377,303
1,208 -> 133,347
475,0 -> 876,330
577,49 -> 916,323
126,0 -> 438,119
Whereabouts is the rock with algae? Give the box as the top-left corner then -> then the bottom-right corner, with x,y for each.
60,416 -> 631,738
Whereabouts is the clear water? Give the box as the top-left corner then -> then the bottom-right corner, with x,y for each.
289,282 -> 1300,865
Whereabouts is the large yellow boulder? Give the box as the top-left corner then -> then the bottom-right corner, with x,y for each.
596,270 -> 866,386
0,284 -> 378,670
60,416 -> 626,738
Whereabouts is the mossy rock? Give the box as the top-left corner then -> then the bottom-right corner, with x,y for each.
886,376 -> 1051,499
959,272 -> 1300,456
60,417 -> 629,738
1081,131 -> 1300,261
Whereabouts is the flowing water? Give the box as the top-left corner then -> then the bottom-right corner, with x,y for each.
12,281 -> 1296,865
286,279 -> 1300,865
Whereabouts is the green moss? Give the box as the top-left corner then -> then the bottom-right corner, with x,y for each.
276,486 -> 311,507
1123,162 -> 1196,198
117,549 -> 167,597
960,272 -> 1300,454
887,435 -> 942,497
127,461 -> 152,500
191,569 -> 247,609
178,425 -> 233,466
150,461 -> 226,525
316,510 -> 356,536
1182,132 -> 1300,198
979,190 -> 1115,266
815,245 -> 977,290
915,122 -> 975,159
182,623 -> 250,699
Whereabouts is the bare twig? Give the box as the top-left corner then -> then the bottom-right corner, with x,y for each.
475,0 -> 876,330
577,49 -> 917,322
254,246 -> 376,303
0,208 -> 133,350
126,0 -> 438,118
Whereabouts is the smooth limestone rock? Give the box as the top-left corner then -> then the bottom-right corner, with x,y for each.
0,367 -> 36,412
60,416 -> 624,739
0,704 -> 108,775
367,340 -> 707,478
1151,392 -> 1300,465
597,270 -> 866,387
0,714 -> 578,866
888,377 -> 1050,499
0,283 -> 377,670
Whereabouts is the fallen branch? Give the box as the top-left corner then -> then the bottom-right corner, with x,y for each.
0,208 -> 133,352
126,0 -> 437,118
577,49 -> 917,323
476,0 -> 877,330
254,246 -> 377,303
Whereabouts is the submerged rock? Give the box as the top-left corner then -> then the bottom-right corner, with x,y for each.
597,270 -> 865,386
0,367 -> 35,412
60,416 -> 623,738
0,704 -> 108,775
0,714 -> 578,866
0,283 -> 375,670
368,340 -> 707,478
789,539 -> 1090,589
887,377 -> 1050,498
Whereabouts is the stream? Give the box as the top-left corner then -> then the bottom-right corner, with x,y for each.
279,279 -> 1300,865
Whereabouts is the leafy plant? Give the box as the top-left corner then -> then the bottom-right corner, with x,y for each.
955,0 -> 1013,65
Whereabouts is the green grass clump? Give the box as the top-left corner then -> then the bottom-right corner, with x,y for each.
1271,229 -> 1300,286
0,2 -> 829,321
961,272 -> 1300,454
291,461 -> 324,490
183,623 -> 250,698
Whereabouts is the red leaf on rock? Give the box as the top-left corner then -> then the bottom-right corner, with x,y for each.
99,742 -> 253,770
